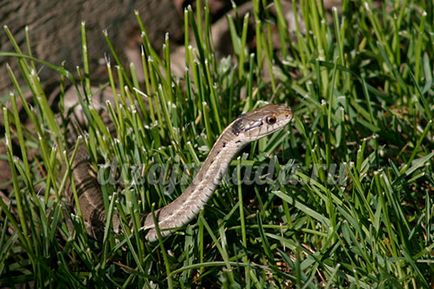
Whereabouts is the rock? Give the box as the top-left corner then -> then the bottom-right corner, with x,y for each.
0,0 -> 184,97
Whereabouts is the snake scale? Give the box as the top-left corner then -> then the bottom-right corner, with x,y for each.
71,104 -> 292,241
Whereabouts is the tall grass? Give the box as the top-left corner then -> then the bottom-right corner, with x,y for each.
0,0 -> 433,288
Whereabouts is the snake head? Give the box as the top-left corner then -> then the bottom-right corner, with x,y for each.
231,104 -> 292,142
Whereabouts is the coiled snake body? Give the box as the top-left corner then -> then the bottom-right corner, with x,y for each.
71,104 -> 292,241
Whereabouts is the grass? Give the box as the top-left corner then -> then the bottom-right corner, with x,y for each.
0,0 -> 433,288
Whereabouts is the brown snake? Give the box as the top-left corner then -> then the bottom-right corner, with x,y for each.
71,104 -> 292,241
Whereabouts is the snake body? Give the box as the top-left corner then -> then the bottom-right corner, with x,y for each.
72,104 -> 292,241
71,145 -> 110,241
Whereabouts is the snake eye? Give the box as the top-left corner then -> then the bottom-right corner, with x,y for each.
266,116 -> 277,125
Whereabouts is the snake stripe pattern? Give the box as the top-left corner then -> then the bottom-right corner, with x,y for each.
71,104 -> 292,241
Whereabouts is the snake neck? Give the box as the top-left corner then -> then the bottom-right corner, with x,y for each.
193,130 -> 244,189
143,128 -> 244,240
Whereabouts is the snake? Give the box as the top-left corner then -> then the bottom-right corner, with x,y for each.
71,104 -> 292,241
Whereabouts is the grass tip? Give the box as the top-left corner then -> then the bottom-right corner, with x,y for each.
363,2 -> 371,11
